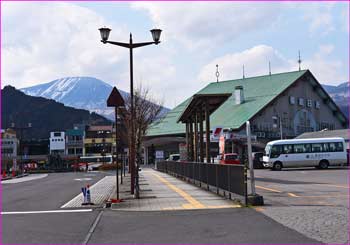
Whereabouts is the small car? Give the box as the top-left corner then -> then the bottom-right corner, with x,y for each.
220,153 -> 241,165
252,152 -> 264,169
166,154 -> 180,162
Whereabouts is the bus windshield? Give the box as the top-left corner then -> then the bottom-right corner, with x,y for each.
264,145 -> 271,156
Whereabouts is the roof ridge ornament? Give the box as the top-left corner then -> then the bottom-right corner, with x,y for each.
216,64 -> 220,83
243,65 -> 245,79
298,50 -> 302,71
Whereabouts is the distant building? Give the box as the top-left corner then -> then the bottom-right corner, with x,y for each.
65,127 -> 85,156
145,70 -> 348,163
296,129 -> 349,150
1,129 -> 18,171
49,131 -> 65,154
84,125 -> 115,156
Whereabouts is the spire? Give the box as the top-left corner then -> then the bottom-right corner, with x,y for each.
243,65 -> 245,79
269,61 -> 271,75
216,64 -> 220,83
298,50 -> 302,71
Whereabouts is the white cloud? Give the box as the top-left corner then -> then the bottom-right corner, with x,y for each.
303,45 -> 346,85
132,2 -> 282,50
1,2 -> 127,88
198,44 -> 346,86
198,45 -> 294,83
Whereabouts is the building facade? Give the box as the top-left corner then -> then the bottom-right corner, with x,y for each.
1,129 -> 18,171
84,125 -> 115,156
49,131 -> 65,154
65,127 -> 85,156
145,70 -> 348,162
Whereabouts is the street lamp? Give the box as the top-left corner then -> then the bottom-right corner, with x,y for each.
99,27 -> 162,198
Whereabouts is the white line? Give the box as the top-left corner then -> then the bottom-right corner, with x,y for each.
82,211 -> 103,244
1,209 -> 93,215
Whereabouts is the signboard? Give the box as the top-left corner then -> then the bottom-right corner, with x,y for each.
179,143 -> 187,161
155,150 -> 164,159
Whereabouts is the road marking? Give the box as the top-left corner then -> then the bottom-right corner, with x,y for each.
74,178 -> 92,181
254,207 -> 265,212
1,174 -> 48,184
315,184 -> 350,189
256,185 -> 282,193
293,194 -> 349,198
151,172 -> 205,209
82,210 -> 103,244
288,192 -> 299,197
1,209 -> 93,215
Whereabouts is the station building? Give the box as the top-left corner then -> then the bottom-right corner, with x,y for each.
144,70 -> 348,163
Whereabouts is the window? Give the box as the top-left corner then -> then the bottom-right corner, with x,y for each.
76,148 -> 83,154
328,142 -> 336,152
293,144 -> 310,153
54,132 -> 61,137
282,144 -> 293,154
307,99 -> 312,107
311,143 -> 323,152
289,96 -> 295,105
315,101 -> 320,109
298,98 -> 304,106
335,142 -> 344,152
68,148 -> 75,155
271,145 -> 282,158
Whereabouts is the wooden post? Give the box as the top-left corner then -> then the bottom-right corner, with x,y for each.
189,120 -> 194,161
194,112 -> 198,162
185,122 -> 189,161
205,100 -> 211,163
199,108 -> 204,163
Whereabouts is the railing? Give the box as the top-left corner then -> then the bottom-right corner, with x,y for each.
156,161 -> 247,205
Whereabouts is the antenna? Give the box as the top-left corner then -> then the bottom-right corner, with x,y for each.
243,65 -> 245,79
269,61 -> 271,75
298,50 -> 302,71
216,64 -> 220,83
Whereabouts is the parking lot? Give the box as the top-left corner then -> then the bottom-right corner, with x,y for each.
251,167 -> 349,244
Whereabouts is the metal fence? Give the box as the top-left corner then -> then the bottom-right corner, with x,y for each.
156,161 -> 247,202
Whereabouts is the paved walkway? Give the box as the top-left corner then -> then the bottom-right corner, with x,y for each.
110,168 -> 241,211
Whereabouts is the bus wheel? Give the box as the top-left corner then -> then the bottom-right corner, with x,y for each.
273,162 -> 282,171
319,160 -> 329,169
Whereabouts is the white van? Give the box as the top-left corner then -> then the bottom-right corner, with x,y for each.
263,137 -> 347,170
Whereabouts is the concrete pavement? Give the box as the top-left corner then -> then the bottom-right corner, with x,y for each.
110,168 -> 241,211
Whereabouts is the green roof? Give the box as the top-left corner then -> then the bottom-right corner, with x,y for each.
66,129 -> 84,136
147,70 -> 308,137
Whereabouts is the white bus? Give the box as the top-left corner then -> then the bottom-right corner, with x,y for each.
79,155 -> 113,170
263,137 -> 347,170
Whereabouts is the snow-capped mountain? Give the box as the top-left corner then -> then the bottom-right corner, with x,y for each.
21,77 -> 128,120
322,82 -> 349,118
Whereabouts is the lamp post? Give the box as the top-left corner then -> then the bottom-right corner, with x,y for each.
99,27 -> 162,198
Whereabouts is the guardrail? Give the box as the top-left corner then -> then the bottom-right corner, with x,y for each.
156,161 -> 247,205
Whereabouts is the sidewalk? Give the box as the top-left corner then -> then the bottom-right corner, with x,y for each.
110,167 -> 241,211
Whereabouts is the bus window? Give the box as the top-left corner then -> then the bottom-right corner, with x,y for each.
282,144 -> 293,154
328,142 -> 336,152
294,144 -> 305,153
271,145 -> 282,158
312,143 -> 323,152
335,142 -> 344,152
322,143 -> 329,152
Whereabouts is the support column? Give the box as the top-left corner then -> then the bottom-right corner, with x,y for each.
205,100 -> 211,163
189,120 -> 194,161
194,113 -> 198,162
199,109 -> 204,163
185,122 -> 190,161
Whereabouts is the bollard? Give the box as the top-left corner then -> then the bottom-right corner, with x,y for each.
2,170 -> 6,178
12,169 -> 15,177
81,187 -> 87,205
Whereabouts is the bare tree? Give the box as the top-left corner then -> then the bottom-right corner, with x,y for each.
119,85 -> 163,168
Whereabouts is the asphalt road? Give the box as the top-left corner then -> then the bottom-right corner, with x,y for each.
252,166 -> 349,244
2,171 -> 321,244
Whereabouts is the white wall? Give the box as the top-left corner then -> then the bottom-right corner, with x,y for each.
50,132 -> 65,153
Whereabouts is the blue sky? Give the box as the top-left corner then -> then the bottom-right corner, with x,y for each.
2,1 -> 349,108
